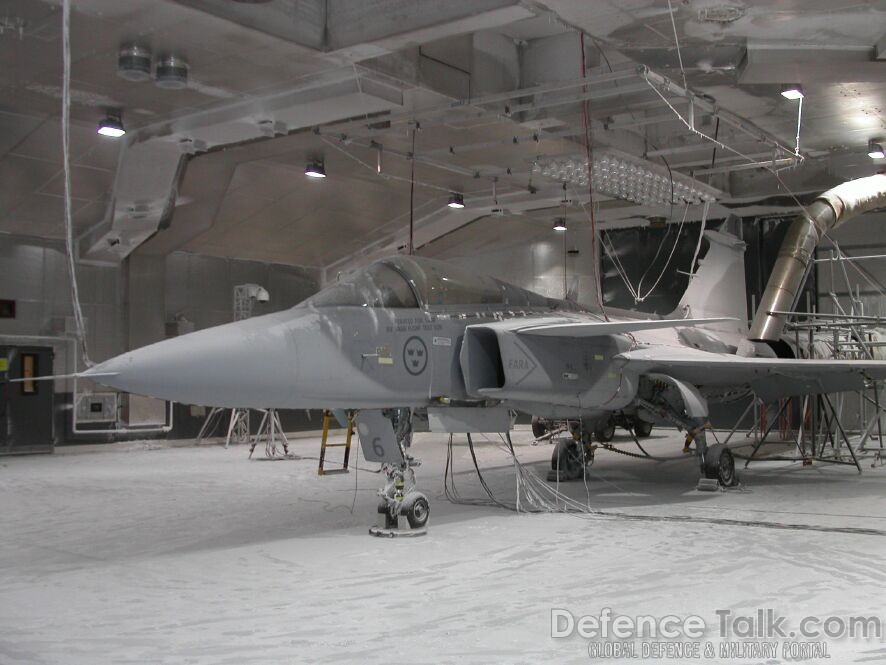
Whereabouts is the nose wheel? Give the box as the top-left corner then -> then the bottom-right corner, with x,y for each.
369,461 -> 429,538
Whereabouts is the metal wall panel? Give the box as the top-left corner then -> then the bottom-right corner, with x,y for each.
0,235 -> 318,443
164,251 -> 318,331
126,254 -> 166,351
0,237 -> 123,365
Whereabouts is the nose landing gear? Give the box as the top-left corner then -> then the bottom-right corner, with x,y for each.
369,461 -> 429,538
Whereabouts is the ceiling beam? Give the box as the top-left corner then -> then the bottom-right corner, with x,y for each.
80,68 -> 407,263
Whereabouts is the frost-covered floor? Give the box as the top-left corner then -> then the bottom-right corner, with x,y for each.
2,428 -> 886,664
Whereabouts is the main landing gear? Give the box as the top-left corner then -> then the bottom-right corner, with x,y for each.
547,422 -> 596,482
702,442 -> 736,488
676,418 -> 737,491
543,399 -> 738,490
663,410 -> 738,491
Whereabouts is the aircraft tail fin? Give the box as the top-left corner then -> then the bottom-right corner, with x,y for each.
673,229 -> 749,332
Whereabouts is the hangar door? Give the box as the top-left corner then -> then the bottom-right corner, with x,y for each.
0,346 -> 54,455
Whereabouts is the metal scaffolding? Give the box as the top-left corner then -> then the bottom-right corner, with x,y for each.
195,284 -> 269,449
740,246 -> 886,470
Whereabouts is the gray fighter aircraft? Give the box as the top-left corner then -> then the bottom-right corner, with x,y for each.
81,176 -> 886,526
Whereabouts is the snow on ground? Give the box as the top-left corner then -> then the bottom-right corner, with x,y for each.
1,427 -> 886,664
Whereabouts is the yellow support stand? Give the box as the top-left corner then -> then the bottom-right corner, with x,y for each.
318,411 -> 353,475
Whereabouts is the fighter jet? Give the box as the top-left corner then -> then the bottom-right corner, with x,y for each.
81,175 -> 886,516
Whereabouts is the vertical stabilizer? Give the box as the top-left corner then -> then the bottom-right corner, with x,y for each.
674,230 -> 748,334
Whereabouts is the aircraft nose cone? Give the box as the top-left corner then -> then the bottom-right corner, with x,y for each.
82,313 -> 298,408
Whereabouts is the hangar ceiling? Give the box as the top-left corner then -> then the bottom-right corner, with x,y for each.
152,112 -> 590,267
0,0 -> 883,273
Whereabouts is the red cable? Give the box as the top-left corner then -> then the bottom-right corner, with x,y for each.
580,33 -> 608,320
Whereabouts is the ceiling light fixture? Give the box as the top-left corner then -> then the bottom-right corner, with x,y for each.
868,139 -> 885,160
553,218 -> 567,231
97,112 -> 125,138
117,43 -> 152,82
780,84 -> 804,100
154,54 -> 189,90
534,150 -> 719,206
447,192 -> 465,209
305,160 -> 326,178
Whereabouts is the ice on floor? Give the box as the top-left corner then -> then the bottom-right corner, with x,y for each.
1,428 -> 885,664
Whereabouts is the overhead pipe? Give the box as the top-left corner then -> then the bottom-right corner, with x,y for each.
748,173 -> 886,342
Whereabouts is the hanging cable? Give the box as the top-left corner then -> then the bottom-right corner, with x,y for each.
444,432 -> 515,510
408,125 -> 417,255
794,95 -> 803,156
666,0 -> 688,89
709,116 -> 721,172
570,184 -> 641,304
61,0 -> 92,368
579,32 -> 608,319
319,136 -> 452,194
635,203 -> 691,303
601,231 -> 641,301
570,128 -> 678,309
641,76 -> 812,217
635,215 -> 673,296
629,152 -> 677,301
688,199 -> 711,279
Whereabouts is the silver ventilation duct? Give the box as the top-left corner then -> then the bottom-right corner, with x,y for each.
748,173 -> 886,342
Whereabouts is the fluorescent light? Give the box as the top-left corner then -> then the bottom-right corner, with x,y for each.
553,218 -> 567,231
97,114 -> 125,138
781,84 -> 804,100
868,140 -> 885,159
305,161 -> 326,178
447,192 -> 465,209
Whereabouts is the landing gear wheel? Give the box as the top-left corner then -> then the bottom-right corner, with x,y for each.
595,421 -> 616,443
633,420 -> 653,438
551,439 -> 585,480
531,416 -> 547,439
703,443 -> 736,487
405,494 -> 430,529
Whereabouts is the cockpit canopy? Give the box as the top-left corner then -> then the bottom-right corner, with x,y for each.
302,255 -> 576,311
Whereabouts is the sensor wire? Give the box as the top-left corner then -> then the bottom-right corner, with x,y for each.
62,0 -> 92,368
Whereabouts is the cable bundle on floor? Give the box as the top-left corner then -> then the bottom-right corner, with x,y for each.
443,432 -> 597,515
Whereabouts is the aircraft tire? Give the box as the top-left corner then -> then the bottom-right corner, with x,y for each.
551,439 -> 584,480
405,494 -> 430,529
633,420 -> 653,438
531,416 -> 547,439
595,421 -> 616,443
703,444 -> 736,486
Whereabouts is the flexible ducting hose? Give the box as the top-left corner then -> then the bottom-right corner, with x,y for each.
748,173 -> 886,342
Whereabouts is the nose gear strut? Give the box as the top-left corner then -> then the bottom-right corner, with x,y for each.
370,460 -> 429,537
368,409 -> 429,537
